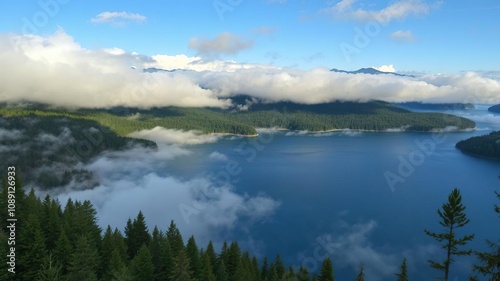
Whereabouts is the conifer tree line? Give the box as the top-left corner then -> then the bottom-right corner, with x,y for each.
0,178 -> 498,280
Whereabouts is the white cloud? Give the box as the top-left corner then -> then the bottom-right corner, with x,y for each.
390,30 -> 416,43
2,30 -> 500,109
90,11 -> 147,25
0,128 -> 23,140
146,54 -> 278,72
189,32 -> 253,57
194,67 -> 500,104
373,64 -> 396,72
128,127 -> 220,145
0,30 -> 230,108
42,142 -> 280,246
323,0 -> 435,24
316,220 -> 399,281
209,151 -> 229,161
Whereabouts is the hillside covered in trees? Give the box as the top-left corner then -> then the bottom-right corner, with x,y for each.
0,98 -> 476,137
0,180 -> 498,280
0,115 -> 156,189
456,131 -> 500,159
488,104 -> 500,114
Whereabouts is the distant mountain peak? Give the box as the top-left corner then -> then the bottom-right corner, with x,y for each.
330,67 -> 413,77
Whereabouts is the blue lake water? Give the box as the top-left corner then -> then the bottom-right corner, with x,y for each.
162,106 -> 500,280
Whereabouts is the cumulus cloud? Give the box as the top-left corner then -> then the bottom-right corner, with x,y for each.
90,11 -> 147,26
323,0 -> 436,24
189,32 -> 253,57
390,30 -> 416,43
316,220 -> 399,281
0,30 -> 229,108
373,64 -> 396,72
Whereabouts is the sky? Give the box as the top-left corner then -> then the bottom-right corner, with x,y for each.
0,0 -> 499,107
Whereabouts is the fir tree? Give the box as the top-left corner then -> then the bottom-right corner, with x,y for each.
319,257 -> 335,281
125,211 -> 150,259
354,265 -> 365,281
17,213 -> 46,281
67,235 -> 99,281
470,191 -> 500,280
53,228 -> 72,277
424,188 -> 475,281
170,248 -> 193,281
396,258 -> 409,281
201,252 -> 217,281
130,244 -> 154,281
37,254 -> 62,281
166,220 -> 184,258
216,260 -> 229,281
186,235 -> 202,280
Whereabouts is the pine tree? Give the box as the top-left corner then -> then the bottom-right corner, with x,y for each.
100,226 -> 116,281
227,241 -> 242,281
261,257 -> 269,280
41,196 -> 62,252
204,241 -> 218,275
424,188 -> 475,281
396,258 -> 409,281
149,226 -> 165,281
274,254 -> 285,279
201,252 -> 217,281
130,244 -> 154,281
37,254 -> 62,281
53,228 -> 72,277
470,191 -> 500,280
354,265 -> 364,281
186,235 -> 202,280
17,213 -> 46,281
125,211 -> 150,259
216,260 -> 229,281
108,249 -> 132,281
297,266 -> 311,281
159,237 -> 174,281
319,257 -> 334,281
170,248 -> 193,281
166,220 -> 184,258
67,235 -> 99,281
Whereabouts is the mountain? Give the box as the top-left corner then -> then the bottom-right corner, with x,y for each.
395,102 -> 475,110
330,67 -> 414,77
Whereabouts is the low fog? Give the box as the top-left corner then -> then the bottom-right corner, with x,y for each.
1,30 -> 500,109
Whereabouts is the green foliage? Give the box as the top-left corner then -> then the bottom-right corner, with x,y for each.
424,188 -> 475,281
67,235 -> 99,281
354,265 -> 365,281
470,191 -> 500,281
456,131 -> 500,159
130,244 -> 154,281
125,211 -> 150,259
170,248 -> 193,281
395,259 -> 409,281
319,257 -> 335,281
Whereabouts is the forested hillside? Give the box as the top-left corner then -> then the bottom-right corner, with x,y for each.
0,115 -> 156,189
0,98 -> 476,138
0,180 -> 498,280
456,131 -> 500,159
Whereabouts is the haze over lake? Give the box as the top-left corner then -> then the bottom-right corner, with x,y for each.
54,105 -> 500,280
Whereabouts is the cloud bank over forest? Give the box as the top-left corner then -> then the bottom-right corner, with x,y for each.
1,30 -> 500,109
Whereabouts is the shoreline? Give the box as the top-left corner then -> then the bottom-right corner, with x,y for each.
210,126 -> 478,137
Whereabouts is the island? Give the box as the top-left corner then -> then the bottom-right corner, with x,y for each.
456,131 -> 500,159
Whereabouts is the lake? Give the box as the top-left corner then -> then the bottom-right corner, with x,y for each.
58,105 -> 500,280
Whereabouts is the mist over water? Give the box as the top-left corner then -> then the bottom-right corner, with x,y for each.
52,106 -> 500,280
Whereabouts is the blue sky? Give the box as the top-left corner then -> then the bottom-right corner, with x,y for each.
1,0 -> 499,73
